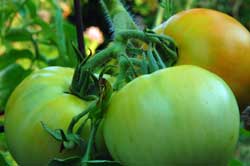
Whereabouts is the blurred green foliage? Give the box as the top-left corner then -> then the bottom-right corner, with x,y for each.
126,0 -> 250,30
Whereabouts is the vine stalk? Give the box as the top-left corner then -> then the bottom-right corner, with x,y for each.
74,0 -> 86,59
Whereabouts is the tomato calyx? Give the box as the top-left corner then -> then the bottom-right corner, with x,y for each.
46,72 -> 114,166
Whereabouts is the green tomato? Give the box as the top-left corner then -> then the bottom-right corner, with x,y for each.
103,65 -> 240,166
4,67 -> 107,166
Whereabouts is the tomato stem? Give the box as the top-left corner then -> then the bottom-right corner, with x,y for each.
67,102 -> 96,134
147,43 -> 159,72
81,119 -> 101,165
81,43 -> 124,70
100,0 -> 138,36
153,46 -> 166,68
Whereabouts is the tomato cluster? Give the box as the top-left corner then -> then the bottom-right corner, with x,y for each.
4,8 -> 247,166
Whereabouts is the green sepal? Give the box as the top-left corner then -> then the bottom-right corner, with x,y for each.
97,73 -> 113,110
48,157 -> 122,166
41,122 -> 65,141
83,160 -> 122,166
72,42 -> 85,63
48,156 -> 81,166
147,43 -> 159,73
41,122 -> 86,152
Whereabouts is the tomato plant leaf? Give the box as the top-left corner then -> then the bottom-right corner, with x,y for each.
0,153 -> 10,166
32,17 -> 56,41
0,64 -> 31,111
64,22 -> 78,67
5,28 -> 32,41
0,151 -> 17,166
25,0 -> 37,17
50,0 -> 68,66
0,49 -> 34,70
228,159 -> 243,166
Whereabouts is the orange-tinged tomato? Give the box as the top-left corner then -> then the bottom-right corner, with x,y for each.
154,8 -> 250,110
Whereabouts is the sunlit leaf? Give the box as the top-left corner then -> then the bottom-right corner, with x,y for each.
5,28 -> 32,41
0,49 -> 33,70
0,64 -> 32,111
0,151 -> 17,166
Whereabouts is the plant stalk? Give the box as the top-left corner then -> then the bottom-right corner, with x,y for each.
74,0 -> 86,60
81,119 -> 101,165
100,0 -> 138,36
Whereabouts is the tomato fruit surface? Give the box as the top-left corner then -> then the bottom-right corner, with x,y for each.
154,8 -> 250,110
103,65 -> 239,166
4,67 -> 107,166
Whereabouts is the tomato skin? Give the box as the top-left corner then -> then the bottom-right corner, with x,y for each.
4,67 -> 106,166
103,65 -> 239,166
154,8 -> 250,110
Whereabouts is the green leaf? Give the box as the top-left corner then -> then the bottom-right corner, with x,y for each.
48,156 -> 81,166
0,64 -> 31,111
228,159 -> 243,166
50,0 -> 68,66
0,152 -> 10,166
33,17 -> 56,41
0,49 -> 33,70
5,28 -> 32,41
0,151 -> 17,166
64,22 -> 78,67
25,0 -> 37,17
0,1 -> 16,30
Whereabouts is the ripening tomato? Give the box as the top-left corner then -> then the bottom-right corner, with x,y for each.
4,67 -> 108,166
154,8 -> 250,110
103,65 -> 239,166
